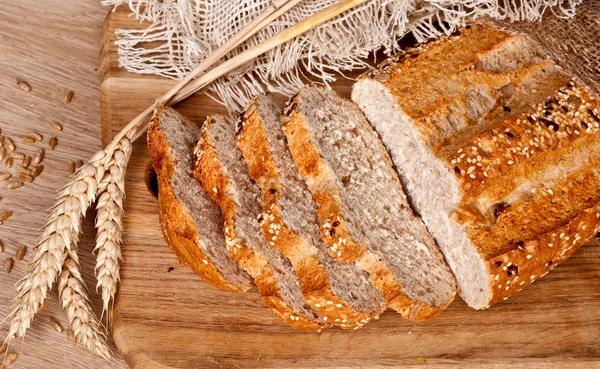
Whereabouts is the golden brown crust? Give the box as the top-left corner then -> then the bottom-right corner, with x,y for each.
194,116 -> 328,332
236,99 -> 383,329
282,91 -> 449,321
148,106 -> 251,293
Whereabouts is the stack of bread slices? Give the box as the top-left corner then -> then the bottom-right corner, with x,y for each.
148,26 -> 600,331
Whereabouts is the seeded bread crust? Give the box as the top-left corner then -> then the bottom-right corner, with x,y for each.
194,115 -> 328,331
236,96 -> 386,329
148,106 -> 252,292
353,25 -> 600,308
282,88 -> 453,320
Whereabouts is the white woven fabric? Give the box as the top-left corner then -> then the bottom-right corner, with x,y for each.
103,0 -> 582,112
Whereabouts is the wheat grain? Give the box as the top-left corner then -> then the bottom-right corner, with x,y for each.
5,138 -> 15,152
67,162 -> 76,174
0,174 -> 10,182
49,137 -> 57,150
0,148 -> 6,162
33,149 -> 44,164
5,158 -> 13,169
0,343 -> 6,355
9,152 -> 24,160
58,250 -> 111,359
50,122 -> 63,132
17,81 -> 31,92
22,156 -> 31,168
30,133 -> 42,142
20,136 -> 35,144
6,182 -> 22,190
15,245 -> 26,261
0,240 -> 4,253
0,212 -> 11,222
3,352 -> 17,367
18,173 -> 34,182
50,318 -> 63,333
0,137 -> 5,148
94,130 -> 134,318
67,330 -> 75,345
64,91 -> 74,104
4,258 -> 13,273
31,165 -> 43,177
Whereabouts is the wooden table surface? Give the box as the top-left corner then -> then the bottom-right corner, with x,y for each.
0,1 -> 128,368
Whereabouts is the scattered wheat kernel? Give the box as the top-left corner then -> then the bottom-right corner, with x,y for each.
17,166 -> 31,175
0,343 -> 6,355
31,165 -> 44,177
67,161 -> 76,174
50,318 -> 63,333
6,181 -> 23,190
49,121 -> 63,132
18,173 -> 34,182
15,245 -> 26,261
64,90 -> 74,103
4,258 -> 13,273
17,81 -> 31,92
20,136 -> 35,144
5,138 -> 15,151
0,147 -> 6,161
0,173 -> 10,182
0,240 -> 4,253
68,330 -> 76,345
49,137 -> 57,150
0,136 -> 3,148
0,211 -> 11,222
3,352 -> 18,366
33,149 -> 44,164
30,132 -> 42,142
5,158 -> 13,169
9,152 -> 24,160
22,156 -> 31,168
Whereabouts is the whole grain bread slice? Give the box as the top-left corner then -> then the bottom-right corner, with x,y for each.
282,86 -> 456,320
148,106 -> 252,292
236,94 -> 387,329
194,114 -> 328,331
352,25 -> 600,309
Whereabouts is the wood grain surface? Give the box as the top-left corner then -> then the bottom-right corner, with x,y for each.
0,1 -> 128,368
102,6 -> 600,369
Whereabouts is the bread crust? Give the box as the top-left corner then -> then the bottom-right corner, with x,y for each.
356,25 -> 600,307
195,116 -> 327,331
282,89 -> 451,321
237,98 -> 385,329
148,106 -> 251,292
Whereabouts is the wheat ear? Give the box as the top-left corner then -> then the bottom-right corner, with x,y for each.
94,130 -> 134,318
58,248 -> 111,359
7,163 -> 100,339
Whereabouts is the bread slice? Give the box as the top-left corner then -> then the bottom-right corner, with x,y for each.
352,25 -> 600,309
282,86 -> 456,320
194,114 -> 328,331
236,94 -> 387,329
147,106 -> 252,292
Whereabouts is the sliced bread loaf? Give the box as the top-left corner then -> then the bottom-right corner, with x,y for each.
148,106 -> 252,292
352,25 -> 600,309
282,86 -> 457,320
236,94 -> 387,329
194,114 -> 328,331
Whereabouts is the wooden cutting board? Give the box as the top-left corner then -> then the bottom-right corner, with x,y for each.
101,7 -> 600,369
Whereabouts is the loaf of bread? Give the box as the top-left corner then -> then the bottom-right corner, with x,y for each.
237,94 -> 387,329
148,106 -> 252,292
194,114 -> 328,331
281,86 -> 456,320
352,25 -> 600,309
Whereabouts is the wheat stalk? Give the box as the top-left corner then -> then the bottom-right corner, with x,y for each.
94,130 -> 134,317
5,0 -> 370,358
6,163 -> 99,339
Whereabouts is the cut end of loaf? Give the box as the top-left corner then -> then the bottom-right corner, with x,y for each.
352,79 -> 491,308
